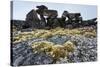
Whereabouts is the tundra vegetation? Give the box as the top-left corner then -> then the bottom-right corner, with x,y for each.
31,41 -> 75,63
12,27 -> 96,43
11,5 -> 97,65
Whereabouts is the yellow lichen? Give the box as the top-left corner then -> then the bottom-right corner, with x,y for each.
84,32 -> 96,38
31,40 -> 75,63
50,44 -> 68,62
63,40 -> 75,52
12,27 -> 97,43
31,41 -> 54,53
12,25 -> 17,32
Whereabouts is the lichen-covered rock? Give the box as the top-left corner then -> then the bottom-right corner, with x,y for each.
56,58 -> 69,64
11,41 -> 53,66
47,35 -> 97,63
48,35 -> 69,44
31,40 -> 75,63
31,41 -> 54,53
67,36 -> 97,62
63,40 -> 75,52
11,30 -> 97,65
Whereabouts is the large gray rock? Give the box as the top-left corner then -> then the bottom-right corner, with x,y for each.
26,9 -> 40,22
11,41 -> 53,66
24,9 -> 41,29
47,35 -> 71,44
67,36 -> 97,62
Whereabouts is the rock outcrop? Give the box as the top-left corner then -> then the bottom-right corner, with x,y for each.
11,5 -> 97,30
11,35 -> 97,66
24,9 -> 40,29
11,41 -> 53,66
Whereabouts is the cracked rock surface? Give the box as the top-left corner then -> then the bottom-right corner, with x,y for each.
11,35 -> 97,66
11,41 -> 53,66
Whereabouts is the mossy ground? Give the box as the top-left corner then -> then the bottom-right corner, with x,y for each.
31,40 -> 75,62
12,27 -> 96,43
12,26 -> 97,63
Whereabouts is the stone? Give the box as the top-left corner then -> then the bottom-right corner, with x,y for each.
24,9 -> 40,29
67,36 -> 97,62
11,41 -> 53,66
11,20 -> 25,31
36,5 -> 48,23
26,9 -> 40,22
61,11 -> 83,28
47,35 -> 69,44
36,5 -> 58,29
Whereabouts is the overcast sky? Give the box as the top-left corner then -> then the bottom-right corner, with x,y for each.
12,1 -> 97,20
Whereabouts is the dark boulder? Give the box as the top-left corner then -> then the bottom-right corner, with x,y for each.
36,5 -> 48,24
11,20 -> 25,31
24,9 -> 41,29
82,18 -> 97,27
